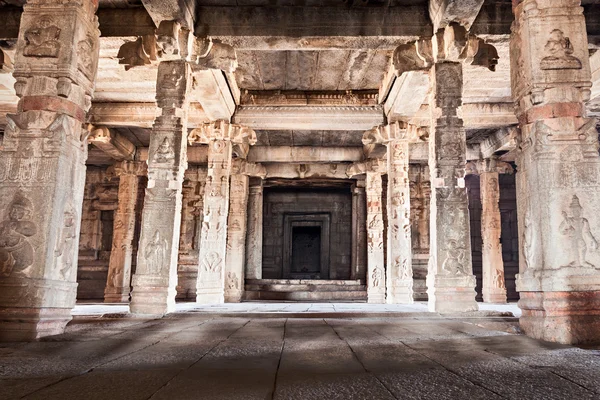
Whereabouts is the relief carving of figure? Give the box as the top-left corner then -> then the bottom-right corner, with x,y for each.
23,16 -> 61,57
145,230 -> 168,274
442,239 -> 467,275
55,205 -> 77,280
492,269 -> 506,290
523,210 -> 535,271
226,272 -> 238,290
0,192 -> 36,277
559,195 -> 598,267
371,267 -> 383,288
153,137 -> 175,164
540,29 -> 582,70
77,35 -> 96,78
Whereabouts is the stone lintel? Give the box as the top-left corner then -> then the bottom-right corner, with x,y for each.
89,102 -> 207,129
429,0 -> 485,32
88,126 -> 136,161
384,71 -> 430,122
191,69 -> 236,121
247,146 -> 364,164
142,0 -> 195,31
233,105 -> 385,131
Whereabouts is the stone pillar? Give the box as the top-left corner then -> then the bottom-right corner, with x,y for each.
245,180 -> 264,280
426,62 -> 478,313
0,0 -> 99,340
176,166 -> 207,300
224,173 -> 249,302
351,181 -> 367,281
130,60 -> 192,315
104,161 -> 146,303
479,159 -> 508,304
511,0 -> 600,343
189,121 -> 256,304
366,169 -> 386,303
387,136 -> 414,303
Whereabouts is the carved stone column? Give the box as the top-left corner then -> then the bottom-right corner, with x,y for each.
176,166 -> 207,300
351,180 -> 367,281
386,132 -> 414,303
245,179 -> 264,280
0,0 -> 99,340
478,159 -> 512,304
366,167 -> 386,303
224,172 -> 249,302
130,60 -> 192,315
426,62 -> 478,313
189,122 -> 257,304
104,161 -> 146,303
511,0 -> 600,344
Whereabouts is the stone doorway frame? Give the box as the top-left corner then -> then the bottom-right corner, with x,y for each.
283,213 -> 331,280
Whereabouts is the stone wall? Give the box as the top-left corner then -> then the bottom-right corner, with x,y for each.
262,188 -> 353,280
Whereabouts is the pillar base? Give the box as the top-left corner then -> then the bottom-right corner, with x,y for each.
130,276 -> 175,316
224,290 -> 243,303
104,289 -> 130,304
0,307 -> 72,341
367,291 -> 385,304
483,291 -> 507,304
196,292 -> 224,304
427,275 -> 478,313
386,285 -> 414,304
519,291 -> 600,344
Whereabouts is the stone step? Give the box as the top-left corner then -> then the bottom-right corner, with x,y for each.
243,290 -> 367,301
243,279 -> 367,301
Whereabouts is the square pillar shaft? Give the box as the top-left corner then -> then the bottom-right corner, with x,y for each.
0,0 -> 100,341
130,60 -> 192,316
480,169 -> 507,303
224,174 -> 249,302
245,180 -> 263,280
387,140 -> 414,303
426,62 -> 478,313
104,161 -> 146,303
511,0 -> 600,344
351,180 -> 367,281
366,171 -> 386,303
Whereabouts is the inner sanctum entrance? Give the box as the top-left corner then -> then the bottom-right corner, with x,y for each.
291,226 -> 322,278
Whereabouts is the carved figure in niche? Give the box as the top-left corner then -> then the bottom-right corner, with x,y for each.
163,66 -> 182,90
55,205 -> 77,280
153,137 -> 175,164
442,239 -> 467,275
0,192 -> 36,277
371,267 -> 383,288
559,195 -> 598,267
523,210 -> 535,271
145,230 -> 168,274
395,257 -> 410,281
492,269 -> 506,290
202,251 -> 222,273
23,16 -> 61,57
77,35 -> 95,78
541,29 -> 582,70
226,272 -> 238,290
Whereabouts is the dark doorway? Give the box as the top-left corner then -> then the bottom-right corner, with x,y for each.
291,226 -> 322,279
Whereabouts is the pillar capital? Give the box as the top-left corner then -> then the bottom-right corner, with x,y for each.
188,121 -> 257,146
113,160 -> 147,177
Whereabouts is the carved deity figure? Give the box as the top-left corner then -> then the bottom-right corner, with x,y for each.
77,36 -> 95,77
442,239 -> 467,275
55,205 -> 77,280
371,267 -> 383,288
153,137 -> 175,164
559,195 -> 598,267
492,269 -> 506,290
0,192 -> 36,277
145,230 -> 168,274
23,16 -> 61,57
541,29 -> 582,70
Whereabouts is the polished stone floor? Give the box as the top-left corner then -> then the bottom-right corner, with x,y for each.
2,307 -> 600,399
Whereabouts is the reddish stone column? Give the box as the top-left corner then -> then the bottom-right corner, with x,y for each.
0,0 -> 100,340
511,0 -> 600,344
104,161 -> 146,303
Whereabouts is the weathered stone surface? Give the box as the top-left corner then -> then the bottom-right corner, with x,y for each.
104,160 -> 146,304
511,0 -> 600,344
0,0 -> 100,341
130,60 -> 193,316
245,180 -> 263,280
426,62 -> 478,313
366,169 -> 385,304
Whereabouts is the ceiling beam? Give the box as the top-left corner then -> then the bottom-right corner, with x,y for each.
88,127 -> 136,161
